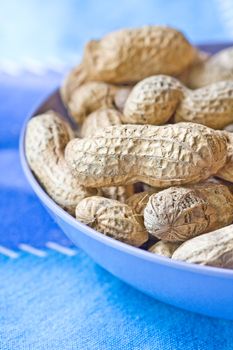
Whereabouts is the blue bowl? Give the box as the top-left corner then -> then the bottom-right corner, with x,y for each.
20,44 -> 233,320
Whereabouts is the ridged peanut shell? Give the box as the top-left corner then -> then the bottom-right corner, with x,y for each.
82,26 -> 197,83
123,75 -> 185,125
25,111 -> 95,214
75,196 -> 148,246
217,131 -> 233,182
149,241 -> 180,257
175,81 -> 233,129
98,184 -> 134,203
65,123 -> 227,188
126,190 -> 159,215
172,224 -> 233,268
60,64 -> 87,105
144,183 -> 233,242
186,47 -> 233,89
80,108 -> 122,137
67,82 -> 118,123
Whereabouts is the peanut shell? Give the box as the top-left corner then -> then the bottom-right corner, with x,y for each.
75,196 -> 148,246
175,81 -> 233,129
65,123 -> 227,188
123,75 -> 184,125
172,224 -> 233,268
25,111 -> 95,214
186,47 -> 233,89
80,108 -> 122,137
149,241 -> 180,257
82,26 -> 197,83
144,183 -> 233,242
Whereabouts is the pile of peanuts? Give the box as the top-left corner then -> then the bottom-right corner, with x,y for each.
25,26 -> 233,269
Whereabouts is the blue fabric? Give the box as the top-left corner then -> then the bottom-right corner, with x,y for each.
1,1 -> 233,348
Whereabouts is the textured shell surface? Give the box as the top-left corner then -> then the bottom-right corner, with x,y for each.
217,131 -> 233,182
144,183 -> 233,242
60,64 -> 87,105
187,47 -> 233,89
126,190 -> 159,215
75,196 -> 148,246
68,82 -> 117,123
25,111 -> 95,214
65,123 -> 227,188
80,108 -> 122,137
175,81 -> 233,129
149,241 -> 180,257
82,26 -> 197,83
172,224 -> 233,268
98,184 -> 134,203
123,75 -> 185,125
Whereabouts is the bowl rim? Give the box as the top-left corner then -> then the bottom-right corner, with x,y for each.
19,88 -> 233,279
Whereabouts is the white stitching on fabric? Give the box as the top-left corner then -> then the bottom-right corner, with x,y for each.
46,242 -> 78,256
19,244 -> 47,257
0,246 -> 19,258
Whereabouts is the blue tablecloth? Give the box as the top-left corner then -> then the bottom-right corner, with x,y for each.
1,1 -> 233,349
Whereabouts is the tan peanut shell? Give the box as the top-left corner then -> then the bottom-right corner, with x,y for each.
123,75 -> 184,125
178,49 -> 209,85
81,26 -> 197,84
60,63 -> 87,105
217,131 -> 233,183
172,224 -> 233,268
65,123 -> 227,188
67,82 -> 118,123
25,111 -> 96,214
75,196 -> 148,246
144,183 -> 233,242
80,108 -> 122,137
186,47 -> 233,89
98,185 -> 134,203
149,241 -> 180,257
126,191 -> 159,215
175,80 -> 233,129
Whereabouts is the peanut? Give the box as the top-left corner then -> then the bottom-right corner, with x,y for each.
123,75 -> 233,129
172,224 -> 233,268
80,108 -> 122,137
65,123 -> 227,188
81,26 -> 197,84
149,241 -> 180,257
123,75 -> 184,125
126,190 -> 158,215
67,82 -> 118,123
217,131 -> 233,183
175,80 -> 233,129
75,196 -> 148,246
144,183 -> 233,242
25,111 -> 96,214
98,185 -> 134,203
60,63 -> 87,106
186,47 -> 233,89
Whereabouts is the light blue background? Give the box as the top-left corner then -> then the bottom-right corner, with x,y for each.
1,0 -> 233,64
